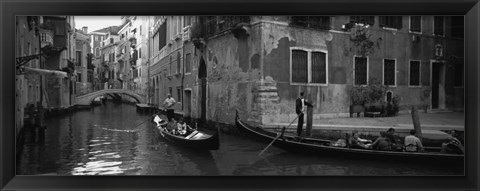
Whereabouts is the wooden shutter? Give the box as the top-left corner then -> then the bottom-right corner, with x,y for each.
311,52 -> 327,84
292,50 -> 308,83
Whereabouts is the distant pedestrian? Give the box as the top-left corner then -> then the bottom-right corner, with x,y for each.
404,129 -> 424,152
295,92 -> 313,137
163,93 -> 176,122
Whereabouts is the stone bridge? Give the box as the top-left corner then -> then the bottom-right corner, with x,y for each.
75,89 -> 146,106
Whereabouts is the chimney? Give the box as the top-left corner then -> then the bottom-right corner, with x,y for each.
82,26 -> 88,34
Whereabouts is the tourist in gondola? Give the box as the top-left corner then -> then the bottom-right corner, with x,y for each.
386,128 -> 403,151
177,118 -> 188,136
163,93 -> 176,122
295,92 -> 313,137
441,130 -> 464,154
348,130 -> 371,149
404,129 -> 424,152
370,131 -> 392,151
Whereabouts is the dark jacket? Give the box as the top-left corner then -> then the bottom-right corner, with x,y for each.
295,97 -> 313,114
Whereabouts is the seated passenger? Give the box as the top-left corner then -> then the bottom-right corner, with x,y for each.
386,127 -> 404,151
348,130 -> 371,149
404,129 -> 424,152
176,118 -> 188,136
441,130 -> 464,154
370,131 -> 392,151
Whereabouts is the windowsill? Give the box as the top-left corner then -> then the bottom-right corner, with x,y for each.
384,85 -> 397,88
408,85 -> 422,88
382,27 -> 399,31
409,31 -> 422,35
433,34 -> 445,37
454,86 -> 464,88
290,82 -> 328,86
185,72 -> 191,76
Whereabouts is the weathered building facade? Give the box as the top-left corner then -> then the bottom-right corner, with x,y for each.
152,16 -> 464,126
75,27 -> 93,95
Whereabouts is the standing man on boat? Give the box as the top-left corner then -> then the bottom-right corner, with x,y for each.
295,92 -> 313,137
163,93 -> 176,122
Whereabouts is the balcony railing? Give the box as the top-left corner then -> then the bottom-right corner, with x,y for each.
199,16 -> 251,39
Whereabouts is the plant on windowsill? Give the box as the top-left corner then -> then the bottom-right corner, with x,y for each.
190,22 -> 206,50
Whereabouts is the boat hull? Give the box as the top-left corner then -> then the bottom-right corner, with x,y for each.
153,115 -> 219,150
235,117 -> 464,165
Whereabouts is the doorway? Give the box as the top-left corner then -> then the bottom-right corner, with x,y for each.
431,61 -> 445,110
198,57 -> 207,123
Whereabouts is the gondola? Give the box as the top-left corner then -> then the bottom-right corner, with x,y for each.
235,112 -> 464,165
153,115 -> 219,150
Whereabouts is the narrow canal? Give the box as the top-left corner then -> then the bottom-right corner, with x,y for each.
16,102 -> 463,176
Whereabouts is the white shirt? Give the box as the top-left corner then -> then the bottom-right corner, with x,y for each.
163,97 -> 176,109
301,98 -> 306,113
404,135 -> 423,151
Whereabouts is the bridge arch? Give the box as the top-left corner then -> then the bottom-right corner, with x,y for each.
75,89 -> 146,106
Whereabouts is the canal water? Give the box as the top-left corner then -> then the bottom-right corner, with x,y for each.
16,102 -> 463,176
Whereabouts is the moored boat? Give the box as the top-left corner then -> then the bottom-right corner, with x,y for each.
152,115 -> 219,150
235,112 -> 464,165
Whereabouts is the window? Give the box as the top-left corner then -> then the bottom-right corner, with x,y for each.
77,72 -> 82,82
76,51 -> 82,66
409,60 -> 421,86
354,56 -> 368,85
409,16 -> 421,33
139,68 -> 141,77
169,87 -> 173,97
185,53 -> 191,74
177,86 -> 182,103
290,16 -> 331,30
311,52 -> 327,84
159,22 -> 167,49
94,36 -> 98,41
451,16 -> 464,38
434,16 -> 444,36
350,16 -> 374,26
291,49 -> 328,85
177,52 -> 181,74
139,48 -> 141,58
184,16 -> 191,27
177,17 -> 182,35
379,16 -> 402,29
139,25 -> 142,35
383,59 -> 396,86
454,63 -> 464,87
41,33 -> 47,41
169,56 -> 172,76
110,38 -> 114,44
291,50 -> 308,83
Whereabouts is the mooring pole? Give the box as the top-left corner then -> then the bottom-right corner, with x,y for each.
411,105 -> 423,139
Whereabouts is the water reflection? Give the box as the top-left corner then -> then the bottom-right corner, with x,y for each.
16,102 -> 463,176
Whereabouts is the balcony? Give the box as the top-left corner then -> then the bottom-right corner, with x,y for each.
193,16 -> 251,40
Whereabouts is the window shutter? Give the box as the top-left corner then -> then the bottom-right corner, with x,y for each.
292,50 -> 308,83
311,52 -> 327,84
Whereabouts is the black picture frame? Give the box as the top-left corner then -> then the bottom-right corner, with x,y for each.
1,0 -> 479,190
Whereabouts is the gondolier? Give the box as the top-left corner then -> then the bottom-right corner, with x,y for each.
163,93 -> 176,122
295,92 -> 313,137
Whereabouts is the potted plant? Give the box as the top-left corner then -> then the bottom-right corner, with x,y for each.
349,86 -> 366,117
190,22 -> 206,49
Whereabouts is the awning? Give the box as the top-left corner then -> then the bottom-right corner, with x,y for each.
24,67 -> 68,78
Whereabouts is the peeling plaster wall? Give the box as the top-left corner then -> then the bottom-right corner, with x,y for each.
177,16 -> 463,126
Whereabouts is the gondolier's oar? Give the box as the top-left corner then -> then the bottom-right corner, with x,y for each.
258,126 -> 286,156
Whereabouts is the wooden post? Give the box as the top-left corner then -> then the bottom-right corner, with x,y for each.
411,105 -> 423,139
306,105 -> 313,137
